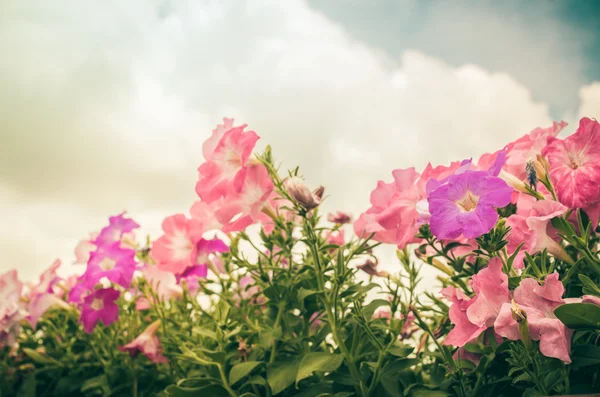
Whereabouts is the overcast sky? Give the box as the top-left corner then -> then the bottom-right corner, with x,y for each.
1,0 -> 599,280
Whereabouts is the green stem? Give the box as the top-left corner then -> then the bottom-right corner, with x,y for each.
269,301 -> 286,364
217,363 -> 238,397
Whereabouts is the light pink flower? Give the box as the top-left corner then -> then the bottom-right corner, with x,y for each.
543,117 -> 600,209
119,320 -> 168,363
506,200 -> 571,268
355,168 -> 424,249
28,293 -> 70,329
196,120 -> 260,203
74,232 -> 98,264
189,199 -> 225,231
494,273 -> 573,362
143,266 -> 183,302
442,258 -> 509,347
28,259 -> 61,300
80,287 -> 120,333
0,270 -> 26,348
152,214 -> 205,275
325,229 -> 345,247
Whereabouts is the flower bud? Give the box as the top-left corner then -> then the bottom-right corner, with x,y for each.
327,211 -> 352,224
511,300 -> 532,351
356,258 -> 388,277
285,177 -> 324,210
533,154 -> 550,181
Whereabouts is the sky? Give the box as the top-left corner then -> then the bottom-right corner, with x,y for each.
1,0 -> 599,281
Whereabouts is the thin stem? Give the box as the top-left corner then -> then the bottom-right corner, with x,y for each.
217,363 -> 238,397
269,301 -> 286,364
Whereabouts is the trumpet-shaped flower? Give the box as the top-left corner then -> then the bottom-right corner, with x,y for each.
196,120 -> 260,203
94,213 -> 139,247
27,260 -> 70,328
28,259 -> 61,300
327,211 -> 352,224
119,320 -> 168,363
428,170 -> 512,239
152,214 -> 205,275
543,117 -> 600,209
28,293 -> 70,329
494,273 -> 573,362
75,232 -> 98,264
80,287 -> 120,333
143,266 -> 183,302
442,258 -> 509,347
0,270 -> 26,348
84,243 -> 137,288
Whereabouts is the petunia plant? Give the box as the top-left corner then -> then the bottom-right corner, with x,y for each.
2,117 -> 600,397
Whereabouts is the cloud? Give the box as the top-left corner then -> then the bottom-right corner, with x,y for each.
0,0 -> 558,279
578,82 -> 600,120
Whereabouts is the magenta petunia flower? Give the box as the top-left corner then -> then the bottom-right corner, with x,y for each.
80,288 -> 120,333
119,320 -> 168,363
94,213 -> 140,247
427,166 -> 513,239
84,242 -> 137,288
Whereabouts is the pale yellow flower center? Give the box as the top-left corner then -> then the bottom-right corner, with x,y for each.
91,298 -> 104,311
99,258 -> 117,271
457,191 -> 479,212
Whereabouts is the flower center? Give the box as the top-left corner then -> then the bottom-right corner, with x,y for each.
91,298 -> 104,311
457,191 -> 479,212
99,258 -> 117,271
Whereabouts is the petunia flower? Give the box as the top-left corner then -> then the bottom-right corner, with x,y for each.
74,232 -> 98,264
505,200 -> 572,268
442,258 -> 509,347
119,320 -> 168,363
80,288 -> 120,333
494,273 -> 573,363
94,213 -> 140,247
84,242 -> 137,288
143,266 -> 183,302
195,120 -> 260,203
327,211 -> 352,224
543,117 -> 600,209
152,214 -> 205,275
427,169 -> 513,239
284,177 -> 324,210
356,258 -> 388,278
28,259 -> 62,300
26,260 -> 71,328
0,270 -> 26,348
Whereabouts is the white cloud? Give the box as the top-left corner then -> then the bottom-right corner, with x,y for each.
0,0 -> 559,280
578,82 -> 600,121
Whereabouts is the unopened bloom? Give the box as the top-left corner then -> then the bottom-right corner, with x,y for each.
80,288 -> 120,333
285,177 -> 324,210
494,273 -> 573,362
357,258 -> 388,278
119,320 -> 168,363
543,117 -> 600,209
327,211 -> 352,224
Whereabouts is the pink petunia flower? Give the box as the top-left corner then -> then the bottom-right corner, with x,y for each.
505,200 -> 571,268
354,167 -> 425,249
74,232 -> 98,264
494,273 -> 573,363
543,117 -> 600,209
143,266 -> 183,302
152,214 -> 205,275
27,260 -> 70,328
196,120 -> 260,203
28,259 -> 62,300
94,213 -> 140,247
80,287 -> 120,333
119,320 -> 168,363
427,168 -> 513,239
0,270 -> 26,348
442,258 -> 509,347
84,243 -> 137,288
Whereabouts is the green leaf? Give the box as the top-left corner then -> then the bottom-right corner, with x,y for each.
268,359 -> 300,395
554,303 -> 600,329
16,373 -> 36,397
297,288 -> 320,301
413,390 -> 450,397
572,344 -> 600,368
382,358 -> 419,374
22,348 -> 62,367
579,274 -> 600,297
81,374 -> 110,394
229,361 -> 263,385
239,394 -> 257,397
192,327 -> 217,340
296,353 -> 344,386
165,384 -> 229,396
362,299 -> 390,319
388,343 -> 413,358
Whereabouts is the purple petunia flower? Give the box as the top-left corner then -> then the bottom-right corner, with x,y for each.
84,242 -> 137,288
427,152 -> 512,239
80,288 -> 120,333
94,213 -> 140,247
